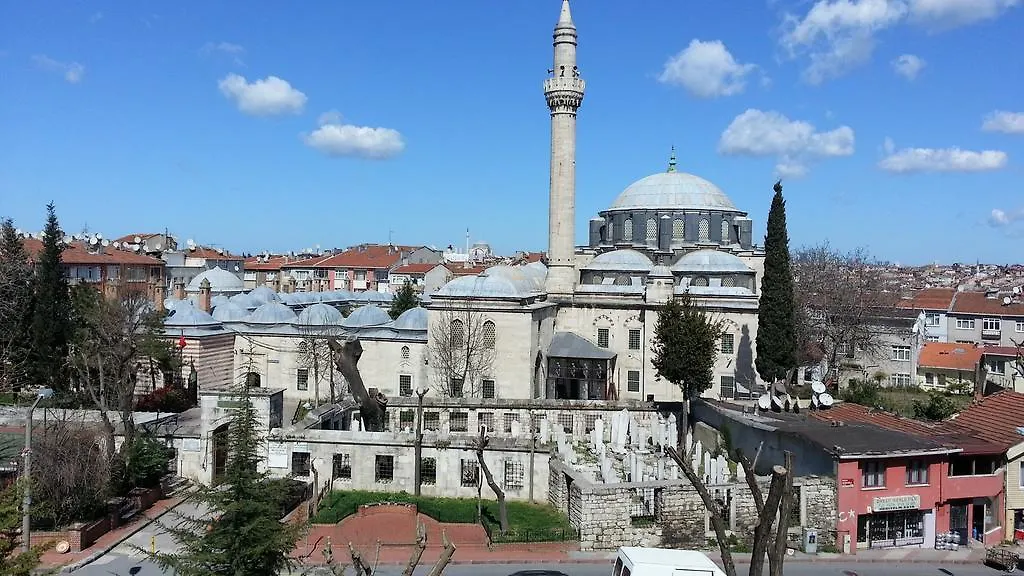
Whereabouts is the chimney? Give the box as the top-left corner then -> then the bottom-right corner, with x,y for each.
199,278 -> 212,312
104,278 -> 121,300
174,281 -> 186,300
153,281 -> 166,311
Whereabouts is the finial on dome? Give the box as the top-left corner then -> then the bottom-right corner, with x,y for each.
667,146 -> 677,173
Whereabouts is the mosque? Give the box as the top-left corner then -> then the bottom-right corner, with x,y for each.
160,0 -> 765,414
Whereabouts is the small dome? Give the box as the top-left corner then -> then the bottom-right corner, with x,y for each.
212,301 -> 250,322
186,267 -> 245,294
583,249 -> 654,272
391,307 -> 427,331
249,286 -> 281,305
164,297 -> 191,311
671,249 -> 751,273
211,294 -> 230,308
355,291 -> 392,304
165,305 -> 221,328
484,265 -> 545,293
610,171 -> 737,212
229,292 -> 261,310
650,265 -> 673,278
247,302 -> 299,324
436,273 -> 530,299
296,303 -> 343,326
342,305 -> 391,328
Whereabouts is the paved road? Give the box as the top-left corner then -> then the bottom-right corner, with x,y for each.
77,557 -> 1003,576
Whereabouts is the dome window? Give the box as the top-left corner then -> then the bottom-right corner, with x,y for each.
482,321 -> 496,349
698,218 -> 710,243
721,220 -> 731,243
401,345 -> 410,360
623,218 -> 633,241
722,276 -> 736,288
645,218 -> 657,243
614,275 -> 631,286
672,218 -> 684,242
692,276 -> 710,287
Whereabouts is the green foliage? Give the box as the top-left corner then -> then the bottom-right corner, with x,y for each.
0,483 -> 46,576
112,435 -> 172,495
651,293 -> 723,403
840,379 -> 883,407
150,381 -> 302,576
912,391 -> 959,421
755,182 -> 797,383
314,490 -> 573,541
29,203 -> 74,393
0,219 -> 35,393
388,280 -> 420,320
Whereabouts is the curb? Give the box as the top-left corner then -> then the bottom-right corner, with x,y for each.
60,494 -> 191,573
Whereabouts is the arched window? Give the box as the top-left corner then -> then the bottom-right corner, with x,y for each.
607,221 -> 614,241
482,321 -> 496,349
645,218 -> 657,243
698,218 -> 710,242
722,276 -> 736,288
297,341 -> 308,355
450,319 -> 465,348
721,220 -> 731,243
401,345 -> 410,360
672,218 -> 684,242
623,218 -> 633,241
692,276 -> 709,287
614,275 -> 631,286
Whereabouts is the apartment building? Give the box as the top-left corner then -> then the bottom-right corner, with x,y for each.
947,291 -> 1024,348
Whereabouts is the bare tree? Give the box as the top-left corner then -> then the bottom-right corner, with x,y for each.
426,303 -> 496,398
31,417 -> 111,528
473,425 -> 509,533
341,518 -> 456,576
329,338 -> 387,432
666,446 -> 795,576
297,324 -> 344,404
792,243 -> 900,387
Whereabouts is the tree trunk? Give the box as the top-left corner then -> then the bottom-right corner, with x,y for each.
748,465 -> 788,576
347,542 -> 373,575
666,447 -> 737,576
400,520 -> 427,576
425,530 -> 456,576
769,452 -> 795,576
476,426 -> 508,533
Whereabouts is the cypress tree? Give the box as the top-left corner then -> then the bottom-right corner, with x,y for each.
388,279 -> 420,319
755,181 -> 797,384
29,203 -> 73,392
0,219 -> 35,392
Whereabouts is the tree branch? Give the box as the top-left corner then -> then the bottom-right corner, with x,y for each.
400,519 -> 427,576
769,451 -> 795,576
425,530 -> 456,576
666,447 -> 737,576
733,448 -> 763,511
748,464 -> 788,576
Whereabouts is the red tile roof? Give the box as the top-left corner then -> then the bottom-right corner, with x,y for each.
244,255 -> 293,271
982,346 -> 1020,358
290,244 -> 421,270
944,390 -> 1024,450
918,342 -> 983,371
809,402 -> 939,437
186,246 -> 239,259
449,264 -> 489,276
898,288 -> 956,311
113,233 -> 161,244
951,291 -> 1024,316
391,263 -> 440,274
23,238 -> 165,266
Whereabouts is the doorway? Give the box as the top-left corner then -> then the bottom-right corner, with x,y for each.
972,501 -> 986,542
950,502 -> 969,544
212,423 -> 229,484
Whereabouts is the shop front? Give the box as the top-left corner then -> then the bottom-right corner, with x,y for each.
856,495 -> 935,549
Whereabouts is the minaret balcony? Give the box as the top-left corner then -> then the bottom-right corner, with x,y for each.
544,76 -> 585,94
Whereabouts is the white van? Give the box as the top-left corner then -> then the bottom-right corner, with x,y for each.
612,547 -> 728,576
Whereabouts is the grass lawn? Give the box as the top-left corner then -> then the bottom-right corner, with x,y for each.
313,490 -> 575,542
878,389 -> 972,417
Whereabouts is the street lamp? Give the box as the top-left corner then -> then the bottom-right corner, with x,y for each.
23,387 -> 53,552
413,387 -> 428,497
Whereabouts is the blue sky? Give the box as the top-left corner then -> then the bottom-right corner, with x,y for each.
1,0 -> 1022,265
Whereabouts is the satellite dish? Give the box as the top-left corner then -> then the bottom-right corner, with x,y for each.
819,393 -> 834,408
1004,296 -> 1013,305
133,244 -> 141,252
62,236 -> 71,244
38,231 -> 46,238
187,238 -> 195,246
89,237 -> 98,246
134,236 -> 141,243
234,265 -> 240,272
95,233 -> 102,240
811,381 -> 826,394
757,394 -> 771,411
1014,286 -> 1022,295
155,243 -> 162,250
14,229 -> 22,236
101,239 -> 109,247
217,248 -> 224,255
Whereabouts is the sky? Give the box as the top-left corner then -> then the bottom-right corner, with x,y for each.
1,0 -> 1022,265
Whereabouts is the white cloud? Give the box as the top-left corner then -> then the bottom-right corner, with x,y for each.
718,109 -> 855,176
218,73 -> 306,116
303,114 -> 405,160
908,0 -> 1020,28
982,111 -> 1024,134
658,39 -> 757,98
878,143 -> 1008,173
988,207 -> 1024,227
31,54 -> 85,84
891,53 -> 926,80
779,0 -> 1019,83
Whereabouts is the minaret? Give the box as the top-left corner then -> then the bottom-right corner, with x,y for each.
544,0 -> 585,297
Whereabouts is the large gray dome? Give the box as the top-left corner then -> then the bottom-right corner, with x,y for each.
583,249 -> 654,272
165,305 -> 221,328
296,303 -> 343,326
212,301 -> 250,322
186,266 -> 245,294
391,307 -> 427,331
610,172 -> 737,212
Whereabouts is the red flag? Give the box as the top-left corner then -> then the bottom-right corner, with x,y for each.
178,335 -> 187,349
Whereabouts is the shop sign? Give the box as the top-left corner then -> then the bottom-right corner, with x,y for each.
841,478 -> 855,488
267,442 -> 290,469
872,494 -> 921,512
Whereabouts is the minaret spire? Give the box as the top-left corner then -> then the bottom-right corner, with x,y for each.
544,0 -> 585,298
667,146 -> 677,173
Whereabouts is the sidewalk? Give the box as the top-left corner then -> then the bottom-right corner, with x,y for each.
37,495 -> 187,571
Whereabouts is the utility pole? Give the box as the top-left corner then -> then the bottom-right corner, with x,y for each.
22,388 -> 53,552
413,388 -> 427,496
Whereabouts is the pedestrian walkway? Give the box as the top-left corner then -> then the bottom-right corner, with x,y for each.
38,496 -> 186,570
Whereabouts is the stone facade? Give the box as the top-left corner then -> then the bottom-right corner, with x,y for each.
549,458 -> 836,551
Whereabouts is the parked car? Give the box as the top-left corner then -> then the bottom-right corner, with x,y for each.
612,547 -> 727,576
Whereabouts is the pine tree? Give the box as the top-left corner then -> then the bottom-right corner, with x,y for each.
29,203 -> 73,392
0,219 -> 35,392
151,368 -> 302,576
755,181 -> 797,384
388,279 -> 420,319
651,293 -> 722,426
